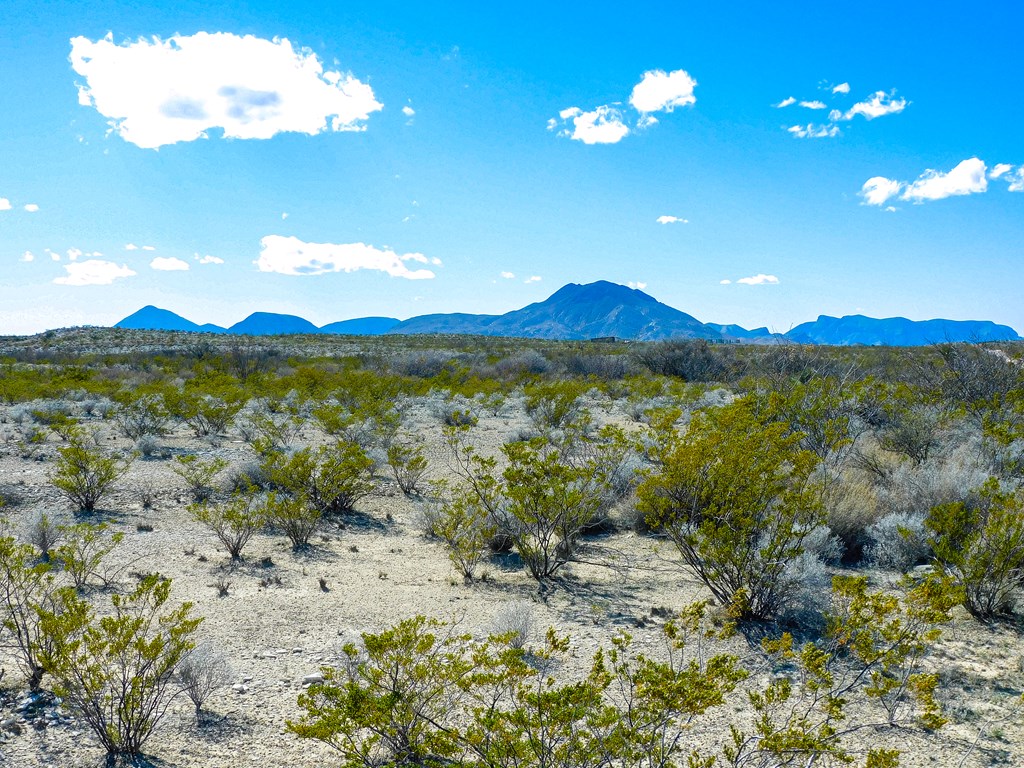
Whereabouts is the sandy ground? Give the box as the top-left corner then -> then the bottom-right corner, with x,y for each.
0,394 -> 1021,767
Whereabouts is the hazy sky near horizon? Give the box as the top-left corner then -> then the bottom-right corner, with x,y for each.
1,1 -> 1022,335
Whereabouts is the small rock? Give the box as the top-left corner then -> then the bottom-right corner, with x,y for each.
1,717 -> 22,735
302,673 -> 325,685
232,684 -> 248,694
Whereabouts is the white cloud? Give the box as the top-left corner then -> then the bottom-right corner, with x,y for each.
524,275 -> 542,284
656,215 -> 688,225
629,69 -> 697,113
799,100 -> 827,110
990,163 -> 1012,179
24,204 -> 39,212
719,279 -> 731,285
553,105 -> 630,145
860,176 -> 903,206
256,235 -> 436,279
142,245 -> 156,251
195,253 -> 225,264
775,97 -> 796,108
53,259 -> 136,286
901,158 -> 987,203
125,243 -> 138,251
787,123 -> 840,139
150,256 -> 190,271
861,158 -> 990,206
430,257 -> 443,266
402,105 -> 415,117
281,212 -> 289,219
832,82 -> 850,94
627,281 -> 647,290
1007,168 -> 1024,192
736,274 -> 779,285
47,249 -> 60,262
67,248 -> 83,261
0,198 -> 10,211
21,251 -> 34,262
840,90 -> 907,121
70,32 -> 383,149
500,271 -> 516,279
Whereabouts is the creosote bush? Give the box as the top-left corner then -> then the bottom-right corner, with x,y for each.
173,454 -> 229,502
50,437 -> 134,513
190,494 -> 266,561
262,441 -> 374,516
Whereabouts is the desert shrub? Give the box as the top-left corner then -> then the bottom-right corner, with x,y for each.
0,535 -> 62,690
134,434 -> 167,459
262,442 -> 374,516
236,398 -> 300,452
633,339 -> 732,382
864,512 -> 930,571
523,379 -> 589,430
423,391 -> 480,428
173,454 -> 229,502
40,575 -> 201,763
164,374 -> 245,437
801,524 -> 845,566
226,460 -> 272,494
55,521 -> 125,591
562,353 -> 631,379
638,394 -> 825,621
926,478 -> 1024,619
489,599 -> 534,649
50,436 -> 134,512
430,491 -> 496,581
175,641 -> 232,722
262,492 -> 321,550
385,439 -> 429,496
26,511 -> 64,563
190,494 -> 266,561
114,393 -> 170,439
492,349 -> 552,378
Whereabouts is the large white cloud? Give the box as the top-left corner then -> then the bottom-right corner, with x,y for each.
256,235 -> 436,279
150,256 -> 190,271
861,158 -> 989,206
629,69 -> 697,113
0,198 -> 10,211
70,32 -> 383,149
902,158 -> 987,203
552,106 -> 630,145
53,259 -> 136,286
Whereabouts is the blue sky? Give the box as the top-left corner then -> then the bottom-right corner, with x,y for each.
1,1 -> 1022,335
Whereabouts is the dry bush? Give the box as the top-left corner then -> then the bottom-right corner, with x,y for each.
176,642 -> 232,722
824,472 -> 882,561
864,512 -> 930,571
489,600 -> 535,649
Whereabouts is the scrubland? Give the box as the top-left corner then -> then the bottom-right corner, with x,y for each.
0,328 -> 1023,767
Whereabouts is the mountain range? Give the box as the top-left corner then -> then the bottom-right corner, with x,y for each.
114,281 -> 1021,346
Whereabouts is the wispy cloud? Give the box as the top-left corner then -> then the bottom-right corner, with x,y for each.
53,259 -> 136,286
150,256 -> 190,271
839,90 -> 907,121
24,204 -> 39,212
627,281 -> 647,290
990,163 -> 1013,179
787,123 -> 839,139
524,275 -> 542,284
831,82 -> 850,94
736,274 -> 779,285
21,251 -> 34,262
70,32 -> 383,149
861,158 -> 989,206
799,100 -> 827,110
195,254 -> 224,265
656,215 -> 688,224
255,235 -> 436,279
774,97 -> 796,108
500,271 -> 516,279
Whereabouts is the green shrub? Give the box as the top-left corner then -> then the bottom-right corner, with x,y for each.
637,394 -> 824,621
40,575 -> 201,763
385,440 -> 429,496
262,492 -> 321,550
173,454 -> 229,502
0,536 -> 61,690
190,494 -> 266,561
54,522 -> 124,591
262,442 -> 374,516
50,437 -> 134,512
925,478 -> 1024,619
